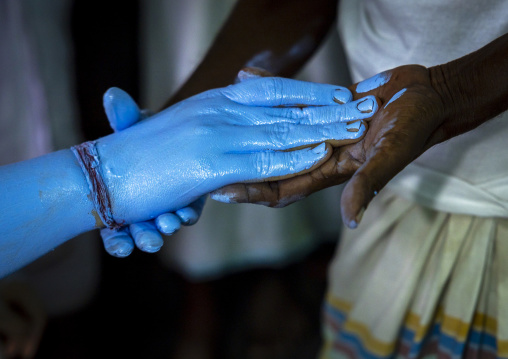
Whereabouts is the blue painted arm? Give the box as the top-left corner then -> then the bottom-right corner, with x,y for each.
0,77 -> 375,277
0,150 -> 98,277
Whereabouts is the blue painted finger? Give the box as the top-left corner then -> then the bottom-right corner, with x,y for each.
129,221 -> 164,253
225,143 -> 331,182
176,207 -> 199,226
100,227 -> 135,258
221,77 -> 353,107
233,95 -> 377,126
155,213 -> 181,235
175,195 -> 207,226
103,87 -> 141,132
225,118 -> 367,152
356,71 -> 391,94
213,95 -> 376,126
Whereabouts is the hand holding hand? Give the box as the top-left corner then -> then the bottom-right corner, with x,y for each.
211,65 -> 449,227
74,78 -> 374,229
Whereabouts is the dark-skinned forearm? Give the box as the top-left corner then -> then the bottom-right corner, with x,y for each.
162,0 -> 338,109
429,33 -> 508,142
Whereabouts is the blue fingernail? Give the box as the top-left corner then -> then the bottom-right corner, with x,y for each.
112,246 -> 132,258
107,241 -> 133,258
357,98 -> 374,113
333,88 -> 351,104
175,207 -> 197,225
156,214 -> 181,235
356,72 -> 391,93
346,120 -> 362,133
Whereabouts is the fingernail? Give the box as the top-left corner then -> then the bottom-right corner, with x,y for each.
156,214 -> 181,235
357,98 -> 374,113
346,120 -> 363,133
108,241 -> 133,258
176,207 -> 198,225
138,234 -> 163,253
237,69 -> 259,82
348,220 -> 358,229
311,142 -> 326,155
333,88 -> 351,104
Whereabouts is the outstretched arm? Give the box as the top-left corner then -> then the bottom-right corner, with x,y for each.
212,33 -> 508,226
0,150 -> 98,276
0,77 -> 374,277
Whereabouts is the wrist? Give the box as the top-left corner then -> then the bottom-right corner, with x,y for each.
429,33 -> 508,137
71,141 -> 120,229
87,118 -> 187,225
428,60 -> 477,136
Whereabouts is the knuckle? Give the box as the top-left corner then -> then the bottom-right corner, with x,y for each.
265,77 -> 284,102
253,151 -> 295,178
281,107 -> 305,121
269,122 -> 293,147
320,125 -> 333,141
278,107 -> 315,125
253,152 -> 275,177
336,105 -> 355,122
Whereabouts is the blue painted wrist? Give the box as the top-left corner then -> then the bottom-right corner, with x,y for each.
71,141 -> 122,229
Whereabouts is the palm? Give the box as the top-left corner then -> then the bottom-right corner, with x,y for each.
211,65 -> 448,226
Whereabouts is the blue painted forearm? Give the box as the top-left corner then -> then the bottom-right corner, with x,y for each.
0,150 -> 97,277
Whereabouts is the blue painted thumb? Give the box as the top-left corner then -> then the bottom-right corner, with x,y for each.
103,87 -> 141,132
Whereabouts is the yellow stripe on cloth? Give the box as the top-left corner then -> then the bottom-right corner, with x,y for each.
408,309 -> 496,342
326,294 -> 397,356
326,294 -> 507,357
471,311 -> 497,336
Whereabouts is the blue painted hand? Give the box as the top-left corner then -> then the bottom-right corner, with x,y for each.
100,88 -> 207,257
79,77 -> 375,233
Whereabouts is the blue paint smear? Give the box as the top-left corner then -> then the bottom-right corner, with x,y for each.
384,88 -> 407,108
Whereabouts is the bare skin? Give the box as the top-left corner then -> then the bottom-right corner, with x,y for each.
161,0 -> 338,109
153,0 -> 508,228
211,34 -> 508,228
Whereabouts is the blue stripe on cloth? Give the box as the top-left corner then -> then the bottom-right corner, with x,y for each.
401,322 -> 498,358
324,302 -> 391,359
468,328 -> 497,349
325,301 -> 499,358
324,302 -> 347,325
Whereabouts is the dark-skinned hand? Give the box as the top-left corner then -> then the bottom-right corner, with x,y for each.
210,65 -> 454,228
